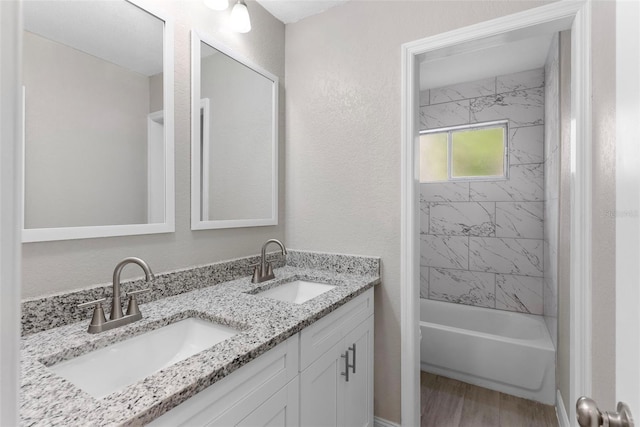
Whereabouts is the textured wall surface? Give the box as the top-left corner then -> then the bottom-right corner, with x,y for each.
284,1 -> 549,422
419,68 -> 547,316
22,0 -> 286,298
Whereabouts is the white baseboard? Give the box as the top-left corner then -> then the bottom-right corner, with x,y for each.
557,389 -> 571,427
374,416 -> 401,427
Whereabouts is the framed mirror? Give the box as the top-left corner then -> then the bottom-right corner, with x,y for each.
191,30 -> 278,230
22,0 -> 174,242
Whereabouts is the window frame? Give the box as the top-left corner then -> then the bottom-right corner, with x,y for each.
419,119 -> 509,183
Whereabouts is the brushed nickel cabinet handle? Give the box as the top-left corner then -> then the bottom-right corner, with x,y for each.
341,350 -> 350,382
349,343 -> 356,374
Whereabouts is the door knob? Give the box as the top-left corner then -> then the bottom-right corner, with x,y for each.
576,396 -> 634,427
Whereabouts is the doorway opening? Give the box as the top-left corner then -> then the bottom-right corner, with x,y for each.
401,3 -> 592,426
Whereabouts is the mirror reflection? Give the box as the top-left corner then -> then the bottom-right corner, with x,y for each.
23,0 -> 168,235
192,35 -> 278,229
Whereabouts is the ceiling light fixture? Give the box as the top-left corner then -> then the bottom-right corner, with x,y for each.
229,0 -> 251,33
204,0 -> 229,11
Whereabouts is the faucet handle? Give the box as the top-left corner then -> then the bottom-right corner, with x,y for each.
127,288 -> 151,298
77,298 -> 107,309
125,288 -> 150,316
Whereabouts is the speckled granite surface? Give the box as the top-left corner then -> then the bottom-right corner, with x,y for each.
21,254 -> 288,336
20,252 -> 380,426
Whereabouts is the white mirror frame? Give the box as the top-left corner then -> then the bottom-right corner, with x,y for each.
190,30 -> 278,230
21,0 -> 175,243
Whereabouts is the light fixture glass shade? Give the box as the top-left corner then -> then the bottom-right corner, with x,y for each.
230,0 -> 251,33
204,0 -> 229,10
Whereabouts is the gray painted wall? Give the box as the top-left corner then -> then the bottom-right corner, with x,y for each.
21,0 -> 286,298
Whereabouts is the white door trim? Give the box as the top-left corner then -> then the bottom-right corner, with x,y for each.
0,1 -> 22,424
400,2 -> 592,426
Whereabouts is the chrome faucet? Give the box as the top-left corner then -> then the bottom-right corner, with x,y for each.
78,257 -> 155,334
252,239 -> 287,283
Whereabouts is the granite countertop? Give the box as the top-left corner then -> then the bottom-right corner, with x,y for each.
20,265 -> 379,426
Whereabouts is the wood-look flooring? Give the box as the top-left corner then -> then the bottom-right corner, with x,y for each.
420,371 -> 559,427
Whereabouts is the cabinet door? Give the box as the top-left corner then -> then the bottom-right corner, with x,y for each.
343,316 -> 374,427
234,379 -> 299,427
299,342 -> 345,427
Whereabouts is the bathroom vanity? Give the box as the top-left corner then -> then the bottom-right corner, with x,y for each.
150,288 -> 373,426
19,252 -> 378,426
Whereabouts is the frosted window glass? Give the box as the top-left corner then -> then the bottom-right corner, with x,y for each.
452,127 -> 505,178
420,133 -> 448,182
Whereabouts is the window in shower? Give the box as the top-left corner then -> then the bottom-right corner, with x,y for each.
419,120 -> 508,182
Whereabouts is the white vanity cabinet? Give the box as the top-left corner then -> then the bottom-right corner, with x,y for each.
148,335 -> 299,427
149,288 -> 374,427
299,289 -> 374,427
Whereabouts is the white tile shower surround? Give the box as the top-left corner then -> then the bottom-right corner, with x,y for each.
510,125 -> 544,165
419,67 -> 550,316
429,202 -> 495,237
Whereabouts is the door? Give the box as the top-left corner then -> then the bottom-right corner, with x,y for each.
235,380 -> 299,427
300,341 -> 344,427
343,316 -> 374,427
580,2 -> 640,424
600,0 -> 640,425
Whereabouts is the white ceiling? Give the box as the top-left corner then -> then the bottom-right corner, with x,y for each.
23,0 -> 164,77
255,0 -> 349,24
419,33 -> 555,90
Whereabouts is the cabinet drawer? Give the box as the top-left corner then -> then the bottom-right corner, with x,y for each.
299,288 -> 373,370
149,334 -> 298,426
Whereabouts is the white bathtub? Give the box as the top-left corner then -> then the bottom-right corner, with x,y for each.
420,299 -> 555,405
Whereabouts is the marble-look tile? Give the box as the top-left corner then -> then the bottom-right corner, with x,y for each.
420,100 -> 469,130
420,235 -> 469,270
496,68 -> 544,93
420,89 -> 430,107
496,274 -> 543,314
544,35 -> 560,161
509,125 -> 544,165
430,77 -> 495,104
429,202 -> 495,236
421,181 -> 469,202
495,202 -> 544,239
429,267 -> 495,308
469,237 -> 543,277
470,164 -> 544,202
420,266 -> 430,298
470,88 -> 544,128
420,199 -> 430,235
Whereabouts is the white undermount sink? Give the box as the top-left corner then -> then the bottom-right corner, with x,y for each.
254,280 -> 336,304
48,317 -> 240,399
